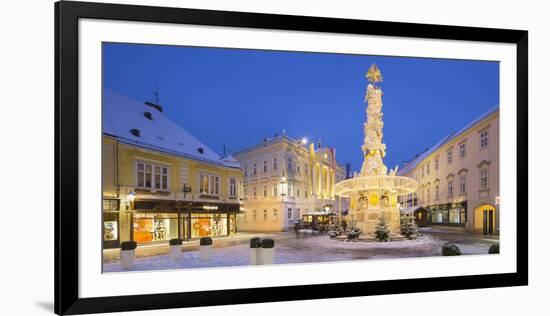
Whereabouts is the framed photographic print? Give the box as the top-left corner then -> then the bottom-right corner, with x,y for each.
55,0 -> 528,314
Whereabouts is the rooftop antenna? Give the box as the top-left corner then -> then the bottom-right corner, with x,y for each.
223,140 -> 226,156
151,84 -> 160,105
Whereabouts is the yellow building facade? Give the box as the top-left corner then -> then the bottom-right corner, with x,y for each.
233,135 -> 348,232
398,106 -> 499,235
102,91 -> 243,248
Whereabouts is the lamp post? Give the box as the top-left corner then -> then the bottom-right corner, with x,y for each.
279,172 -> 288,228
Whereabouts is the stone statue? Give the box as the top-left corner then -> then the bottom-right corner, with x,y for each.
360,64 -> 389,177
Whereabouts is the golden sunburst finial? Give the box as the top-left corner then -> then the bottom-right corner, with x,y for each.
366,63 -> 383,84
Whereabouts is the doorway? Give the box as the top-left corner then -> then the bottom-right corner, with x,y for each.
474,204 -> 496,235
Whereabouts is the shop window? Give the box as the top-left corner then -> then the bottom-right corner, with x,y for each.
133,213 -> 178,243
103,212 -> 119,241
190,213 -> 227,238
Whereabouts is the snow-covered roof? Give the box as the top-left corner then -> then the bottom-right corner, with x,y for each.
103,90 -> 240,169
398,105 -> 499,176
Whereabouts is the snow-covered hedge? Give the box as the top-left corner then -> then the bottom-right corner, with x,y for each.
442,243 -> 462,256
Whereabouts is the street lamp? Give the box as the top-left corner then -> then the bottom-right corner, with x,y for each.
126,191 -> 136,211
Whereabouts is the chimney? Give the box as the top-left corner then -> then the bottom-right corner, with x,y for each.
144,101 -> 163,113
345,163 -> 351,179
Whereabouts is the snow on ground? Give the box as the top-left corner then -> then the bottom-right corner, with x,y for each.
103,228 -> 499,273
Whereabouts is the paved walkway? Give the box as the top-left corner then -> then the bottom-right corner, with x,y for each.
103,228 -> 499,272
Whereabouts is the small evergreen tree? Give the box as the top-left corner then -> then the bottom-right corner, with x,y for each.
374,216 -> 390,242
400,215 -> 419,240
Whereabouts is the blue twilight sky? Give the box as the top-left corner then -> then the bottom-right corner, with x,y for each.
103,43 -> 499,172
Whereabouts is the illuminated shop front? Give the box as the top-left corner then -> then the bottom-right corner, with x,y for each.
102,198 -> 121,249
131,200 -> 239,244
427,201 -> 467,226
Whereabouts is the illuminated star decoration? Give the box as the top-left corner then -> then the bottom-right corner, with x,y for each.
366,63 -> 383,84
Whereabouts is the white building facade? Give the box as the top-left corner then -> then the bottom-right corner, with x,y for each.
398,106 -> 499,235
233,135 -> 348,232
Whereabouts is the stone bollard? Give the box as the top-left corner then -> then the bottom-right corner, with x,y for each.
199,237 -> 213,261
259,239 -> 275,265
169,238 -> 183,260
249,237 -> 262,265
120,241 -> 137,269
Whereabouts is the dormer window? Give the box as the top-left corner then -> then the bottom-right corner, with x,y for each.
129,128 -> 141,137
197,147 -> 204,154
143,111 -> 153,120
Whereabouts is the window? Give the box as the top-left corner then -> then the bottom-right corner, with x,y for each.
253,210 -> 257,221
305,189 -> 308,199
273,157 -> 278,170
243,211 -> 247,221
426,184 -> 431,202
263,184 -> 268,198
296,208 -> 301,219
305,165 -> 309,175
199,173 -> 219,195
244,166 -> 248,177
243,185 -> 248,198
447,179 -> 453,197
447,149 -> 453,163
460,143 -> 467,158
480,129 -> 489,149
287,208 -> 292,219
296,189 -> 301,198
480,168 -> 489,190
460,175 -> 467,194
137,162 -> 169,190
287,158 -> 293,171
435,157 -> 439,170
263,160 -> 267,172
272,184 -> 278,197
253,162 -> 257,175
435,183 -> 440,200
297,165 -> 301,174
263,210 -> 268,220
253,186 -> 257,199
273,209 -> 278,220
229,178 -> 237,197
421,165 -> 424,177
426,161 -> 430,175
288,182 -> 293,197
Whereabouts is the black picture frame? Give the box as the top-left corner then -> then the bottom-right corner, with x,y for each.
55,1 -> 528,315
